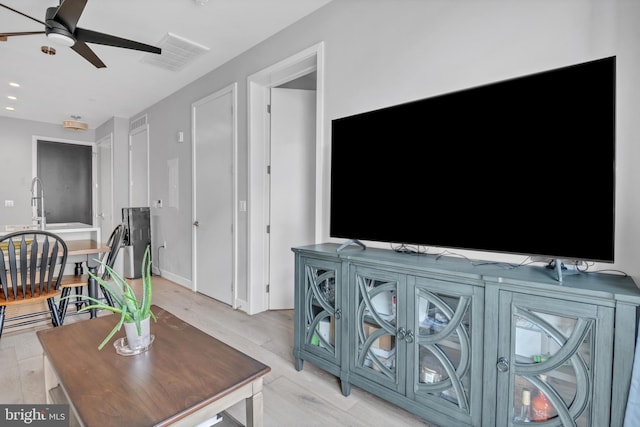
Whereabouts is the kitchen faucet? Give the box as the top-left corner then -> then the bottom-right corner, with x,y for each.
30,177 -> 46,230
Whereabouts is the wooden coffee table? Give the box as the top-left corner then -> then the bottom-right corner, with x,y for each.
37,305 -> 271,427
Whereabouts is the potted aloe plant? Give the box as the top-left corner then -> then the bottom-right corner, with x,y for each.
64,246 -> 156,351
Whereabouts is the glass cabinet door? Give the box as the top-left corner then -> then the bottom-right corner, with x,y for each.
411,277 -> 477,423
352,267 -> 402,393
497,292 -> 614,427
303,261 -> 340,362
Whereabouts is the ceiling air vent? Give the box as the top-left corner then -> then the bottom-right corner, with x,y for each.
141,32 -> 210,72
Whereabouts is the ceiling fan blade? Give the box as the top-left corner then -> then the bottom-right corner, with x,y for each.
53,0 -> 87,33
71,40 -> 106,68
0,3 -> 46,26
75,27 -> 161,54
0,31 -> 45,37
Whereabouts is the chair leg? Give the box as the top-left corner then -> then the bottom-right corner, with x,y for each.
101,285 -> 115,307
75,285 -> 84,310
58,288 -> 71,325
0,306 -> 5,339
47,298 -> 61,327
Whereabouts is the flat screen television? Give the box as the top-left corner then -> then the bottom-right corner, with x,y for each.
330,56 -> 616,262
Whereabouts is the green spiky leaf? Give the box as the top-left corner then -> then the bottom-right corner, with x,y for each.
60,246 -> 155,350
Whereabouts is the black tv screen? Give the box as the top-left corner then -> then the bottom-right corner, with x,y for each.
330,56 -> 616,262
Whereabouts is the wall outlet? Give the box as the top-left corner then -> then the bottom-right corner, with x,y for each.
161,241 -> 167,249
4,200 -> 14,207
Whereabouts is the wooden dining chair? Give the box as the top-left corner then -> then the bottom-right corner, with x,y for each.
58,223 -> 126,322
0,230 -> 68,338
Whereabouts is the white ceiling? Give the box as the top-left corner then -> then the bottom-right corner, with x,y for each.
0,0 -> 332,128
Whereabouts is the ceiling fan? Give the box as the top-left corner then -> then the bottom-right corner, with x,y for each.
0,0 -> 161,68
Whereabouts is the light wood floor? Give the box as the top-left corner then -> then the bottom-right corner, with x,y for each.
0,276 -> 434,427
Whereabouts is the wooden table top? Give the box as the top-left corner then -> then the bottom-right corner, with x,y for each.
0,239 -> 106,256
65,239 -> 109,256
37,305 -> 271,427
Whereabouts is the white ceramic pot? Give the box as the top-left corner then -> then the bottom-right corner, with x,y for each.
124,316 -> 151,350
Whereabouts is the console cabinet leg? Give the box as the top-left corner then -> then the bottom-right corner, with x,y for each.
341,380 -> 351,396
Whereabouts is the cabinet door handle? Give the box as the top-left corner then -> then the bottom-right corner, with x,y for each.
405,329 -> 414,343
397,327 -> 406,340
496,356 -> 510,373
335,308 -> 342,319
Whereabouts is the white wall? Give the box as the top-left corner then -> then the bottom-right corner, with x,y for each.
318,0 -> 640,275
137,0 -> 640,299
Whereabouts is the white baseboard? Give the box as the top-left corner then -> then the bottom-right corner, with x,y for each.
152,267 -> 192,290
234,298 -> 249,314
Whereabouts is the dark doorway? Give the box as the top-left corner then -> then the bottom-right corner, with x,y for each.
37,140 -> 92,224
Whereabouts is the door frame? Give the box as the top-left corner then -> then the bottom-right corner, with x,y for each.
31,135 -> 96,226
191,83 -> 239,307
96,133 -> 114,243
246,42 -> 325,314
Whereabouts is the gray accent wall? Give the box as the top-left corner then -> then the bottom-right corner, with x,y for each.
37,140 -> 93,224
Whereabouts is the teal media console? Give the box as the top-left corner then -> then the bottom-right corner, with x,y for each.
293,244 -> 640,426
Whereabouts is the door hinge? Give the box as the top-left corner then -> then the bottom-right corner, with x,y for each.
267,104 -> 271,114
266,284 -> 270,293
267,165 -> 271,174
266,225 -> 270,234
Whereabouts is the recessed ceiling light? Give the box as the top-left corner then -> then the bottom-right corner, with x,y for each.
5,106 -> 15,111
9,82 -> 20,87
7,95 -> 17,100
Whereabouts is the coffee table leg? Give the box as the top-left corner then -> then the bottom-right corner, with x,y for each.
246,378 -> 264,427
43,355 -> 58,404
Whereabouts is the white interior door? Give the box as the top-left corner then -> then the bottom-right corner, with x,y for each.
269,88 -> 316,310
193,86 -> 235,305
129,126 -> 149,207
96,135 -> 114,242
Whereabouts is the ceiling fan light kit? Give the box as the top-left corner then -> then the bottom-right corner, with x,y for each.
46,31 -> 75,47
45,6 -> 76,46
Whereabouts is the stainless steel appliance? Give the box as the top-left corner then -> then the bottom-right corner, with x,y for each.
122,207 -> 151,279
